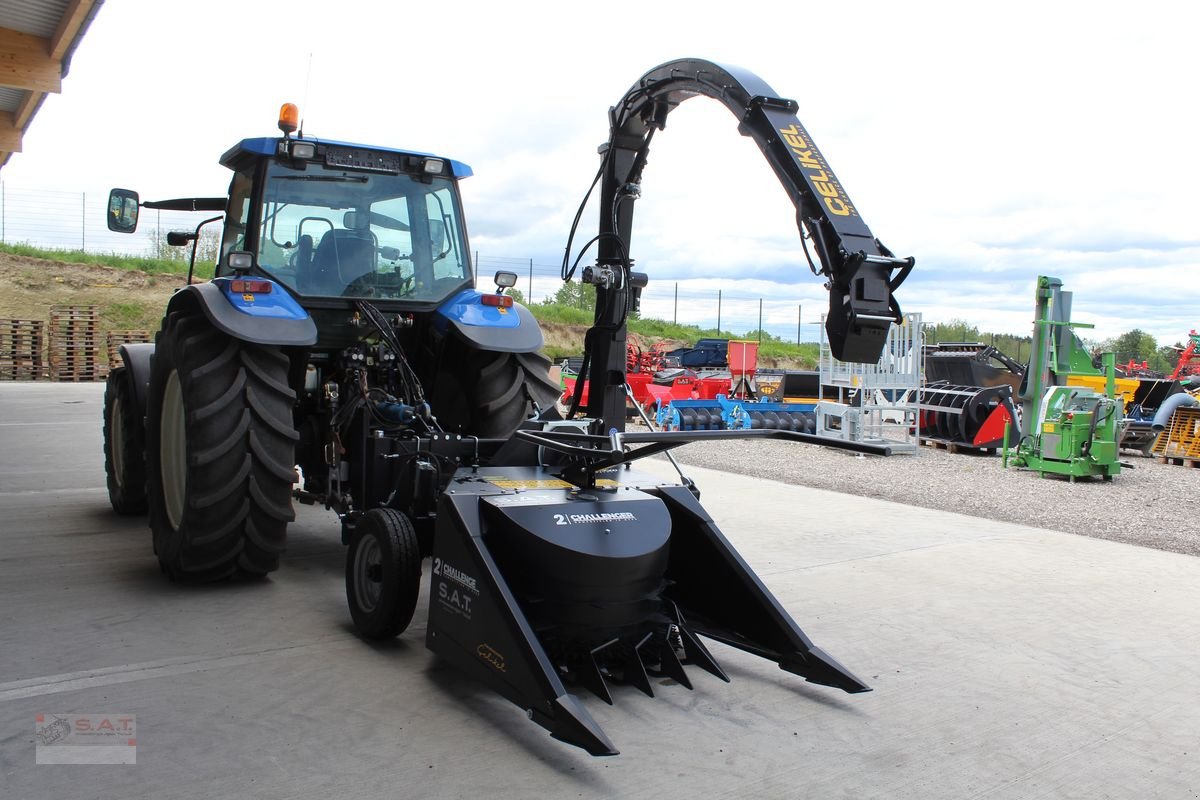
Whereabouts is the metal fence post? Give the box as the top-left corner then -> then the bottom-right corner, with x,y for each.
81,192 -> 86,251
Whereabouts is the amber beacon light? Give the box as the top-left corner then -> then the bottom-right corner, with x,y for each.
278,103 -> 300,135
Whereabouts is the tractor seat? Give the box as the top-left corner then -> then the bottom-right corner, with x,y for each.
311,229 -> 376,294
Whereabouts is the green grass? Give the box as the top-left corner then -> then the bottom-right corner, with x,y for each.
536,302 -> 818,367
623,317 -> 817,366
532,302 -> 593,326
0,242 -> 190,275
7,246 -> 818,366
103,301 -> 157,330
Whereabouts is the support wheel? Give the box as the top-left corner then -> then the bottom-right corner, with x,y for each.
146,312 -> 299,582
103,367 -> 148,514
346,508 -> 422,639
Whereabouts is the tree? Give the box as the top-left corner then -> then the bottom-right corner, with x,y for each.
1157,342 -> 1185,374
1105,328 -> 1157,363
924,318 -> 981,345
542,280 -> 595,310
505,287 -> 526,305
150,226 -> 221,266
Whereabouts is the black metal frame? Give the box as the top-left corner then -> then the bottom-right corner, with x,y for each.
515,426 -> 892,489
579,58 -> 915,431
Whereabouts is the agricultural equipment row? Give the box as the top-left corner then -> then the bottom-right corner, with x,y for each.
565,338 -> 819,433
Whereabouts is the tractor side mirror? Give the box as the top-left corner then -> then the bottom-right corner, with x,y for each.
166,231 -> 196,247
107,188 -> 140,233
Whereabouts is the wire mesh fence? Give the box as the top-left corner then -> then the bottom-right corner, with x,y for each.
2,183 -> 821,342
0,185 -> 224,261
475,253 -> 819,343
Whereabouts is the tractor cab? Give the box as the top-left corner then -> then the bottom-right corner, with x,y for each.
217,115 -> 476,306
107,105 -> 477,308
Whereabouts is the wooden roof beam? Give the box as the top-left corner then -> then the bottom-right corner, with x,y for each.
0,27 -> 62,94
0,110 -> 22,152
14,89 -> 44,130
50,0 -> 96,61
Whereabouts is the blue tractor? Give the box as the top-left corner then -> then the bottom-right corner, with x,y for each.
103,103 -> 559,592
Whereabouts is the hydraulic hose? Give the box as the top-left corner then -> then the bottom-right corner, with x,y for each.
1151,392 -> 1199,431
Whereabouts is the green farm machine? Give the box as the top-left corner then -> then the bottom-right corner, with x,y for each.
1006,275 -> 1123,481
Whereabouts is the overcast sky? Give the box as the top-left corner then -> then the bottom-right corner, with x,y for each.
4,0 -> 1196,345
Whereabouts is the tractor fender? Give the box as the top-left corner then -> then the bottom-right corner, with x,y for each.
434,289 -> 544,353
117,342 -> 156,421
166,280 -> 317,347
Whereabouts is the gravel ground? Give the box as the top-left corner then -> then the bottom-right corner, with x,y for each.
641,427 -> 1200,557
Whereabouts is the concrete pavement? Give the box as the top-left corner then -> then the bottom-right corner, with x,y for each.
1,382 -> 1197,798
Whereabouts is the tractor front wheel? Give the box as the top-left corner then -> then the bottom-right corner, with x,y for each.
103,367 -> 148,515
345,508 -> 422,639
469,349 -> 562,438
145,312 -> 299,582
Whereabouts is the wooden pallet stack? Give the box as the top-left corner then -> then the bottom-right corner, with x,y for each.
106,330 -> 152,371
0,318 -> 47,380
48,305 -> 103,382
1150,406 -> 1200,467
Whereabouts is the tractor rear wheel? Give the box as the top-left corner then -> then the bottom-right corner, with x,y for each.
345,508 -> 422,639
145,312 -> 298,582
470,349 -> 561,438
103,367 -> 148,515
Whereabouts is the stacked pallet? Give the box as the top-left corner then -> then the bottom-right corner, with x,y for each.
1151,406 -> 1200,467
107,330 -> 151,371
48,305 -> 103,382
0,318 -> 47,380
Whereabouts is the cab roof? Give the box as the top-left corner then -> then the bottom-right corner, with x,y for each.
219,137 -> 473,178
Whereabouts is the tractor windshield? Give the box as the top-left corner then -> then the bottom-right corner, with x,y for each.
251,159 -> 472,303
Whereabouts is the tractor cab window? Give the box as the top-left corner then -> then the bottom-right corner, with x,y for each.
221,172 -> 253,260
254,159 -> 471,303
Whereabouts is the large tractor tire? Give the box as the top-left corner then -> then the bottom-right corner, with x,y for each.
145,312 -> 299,582
346,508 -> 422,639
469,349 -> 561,439
103,367 -> 148,515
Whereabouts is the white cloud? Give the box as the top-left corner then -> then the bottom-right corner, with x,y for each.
5,0 -> 1196,347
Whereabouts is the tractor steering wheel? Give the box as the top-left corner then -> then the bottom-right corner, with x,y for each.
343,270 -> 414,299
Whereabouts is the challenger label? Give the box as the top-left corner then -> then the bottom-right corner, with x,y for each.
432,557 -> 477,593
778,123 -> 856,218
553,511 -> 638,525
433,557 -> 479,620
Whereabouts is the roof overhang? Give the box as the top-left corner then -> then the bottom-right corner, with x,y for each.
0,0 -> 103,169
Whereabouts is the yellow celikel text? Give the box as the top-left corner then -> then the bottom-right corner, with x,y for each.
778,123 -> 856,217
